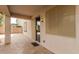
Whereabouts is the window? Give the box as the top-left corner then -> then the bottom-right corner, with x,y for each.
11,17 -> 17,25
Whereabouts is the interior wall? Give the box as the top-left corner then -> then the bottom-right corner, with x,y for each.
40,5 -> 79,53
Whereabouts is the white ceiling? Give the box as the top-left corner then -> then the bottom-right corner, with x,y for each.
9,5 -> 48,16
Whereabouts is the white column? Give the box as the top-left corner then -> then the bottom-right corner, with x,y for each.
5,15 -> 11,45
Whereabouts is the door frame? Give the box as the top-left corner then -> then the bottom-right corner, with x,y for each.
35,16 -> 40,42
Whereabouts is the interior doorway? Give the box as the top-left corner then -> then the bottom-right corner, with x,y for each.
35,16 -> 40,42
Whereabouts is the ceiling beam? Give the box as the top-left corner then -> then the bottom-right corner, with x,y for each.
11,12 -> 32,20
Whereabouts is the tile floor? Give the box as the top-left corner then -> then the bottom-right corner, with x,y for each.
0,34 -> 53,54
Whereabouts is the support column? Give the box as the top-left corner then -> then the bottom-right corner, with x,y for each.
5,15 -> 11,45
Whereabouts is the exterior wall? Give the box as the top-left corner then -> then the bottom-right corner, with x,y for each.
40,6 -> 79,53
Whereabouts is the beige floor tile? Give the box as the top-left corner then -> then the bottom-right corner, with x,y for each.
0,34 -> 53,54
